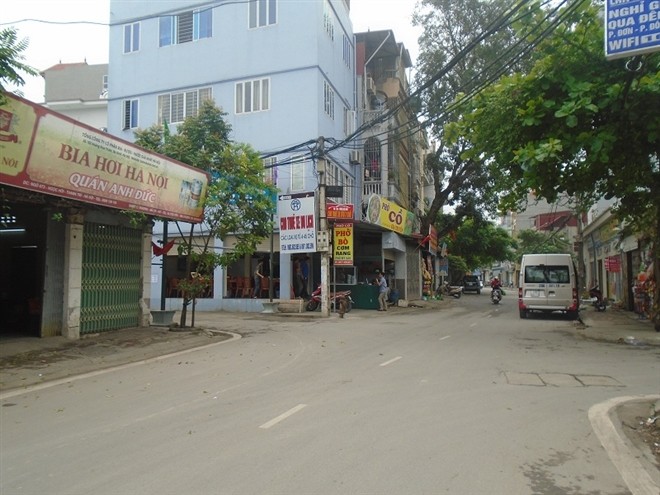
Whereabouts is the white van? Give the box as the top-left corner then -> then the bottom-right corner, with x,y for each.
518,254 -> 579,319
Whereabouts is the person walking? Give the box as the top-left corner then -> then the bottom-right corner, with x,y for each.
376,271 -> 389,311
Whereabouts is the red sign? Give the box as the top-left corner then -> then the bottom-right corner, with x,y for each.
605,256 -> 621,272
327,203 -> 354,220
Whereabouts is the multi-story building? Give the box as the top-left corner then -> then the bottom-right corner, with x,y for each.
41,62 -> 108,130
107,0 -> 428,311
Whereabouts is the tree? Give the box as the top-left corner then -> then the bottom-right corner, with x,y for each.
0,28 -> 38,104
514,229 -> 572,261
450,2 -> 660,328
135,101 -> 277,327
446,218 -> 517,270
413,0 -> 527,234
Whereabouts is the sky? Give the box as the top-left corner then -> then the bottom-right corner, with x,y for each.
3,0 -> 423,103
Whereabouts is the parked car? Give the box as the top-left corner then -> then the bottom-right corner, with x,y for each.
462,275 -> 481,294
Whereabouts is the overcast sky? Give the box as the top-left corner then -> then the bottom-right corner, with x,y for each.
3,0 -> 423,103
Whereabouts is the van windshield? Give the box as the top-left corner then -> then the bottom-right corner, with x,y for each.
524,265 -> 570,284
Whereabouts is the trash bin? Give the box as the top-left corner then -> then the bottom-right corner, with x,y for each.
350,283 -> 379,309
389,289 -> 400,306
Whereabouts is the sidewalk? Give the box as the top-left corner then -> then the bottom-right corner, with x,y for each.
577,304 -> 660,347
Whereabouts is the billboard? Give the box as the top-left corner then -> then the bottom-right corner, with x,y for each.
365,194 -> 416,235
1,93 -> 209,223
605,0 -> 660,60
278,191 -> 317,253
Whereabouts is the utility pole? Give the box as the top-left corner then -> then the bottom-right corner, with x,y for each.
317,137 -> 330,317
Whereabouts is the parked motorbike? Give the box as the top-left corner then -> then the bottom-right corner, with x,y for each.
305,285 -> 354,314
588,284 -> 607,311
491,287 -> 502,304
439,282 -> 462,299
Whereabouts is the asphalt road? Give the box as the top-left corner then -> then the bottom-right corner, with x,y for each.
1,293 -> 658,494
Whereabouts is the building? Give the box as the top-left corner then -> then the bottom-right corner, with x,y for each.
106,0 -> 429,311
41,62 -> 109,131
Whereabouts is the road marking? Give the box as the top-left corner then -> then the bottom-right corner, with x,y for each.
470,322 -> 477,327
439,335 -> 451,341
380,356 -> 402,367
259,404 -> 307,429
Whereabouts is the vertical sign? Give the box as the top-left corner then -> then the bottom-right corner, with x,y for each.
278,192 -> 316,254
605,0 -> 660,60
333,223 -> 353,265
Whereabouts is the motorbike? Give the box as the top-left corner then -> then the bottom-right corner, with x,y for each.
439,282 -> 462,299
305,285 -> 354,314
490,286 -> 503,304
588,284 -> 607,311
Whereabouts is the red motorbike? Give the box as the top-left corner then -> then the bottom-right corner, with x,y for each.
305,285 -> 353,313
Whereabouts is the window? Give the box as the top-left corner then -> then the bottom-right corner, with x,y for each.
364,137 -> 381,181
524,265 -> 570,284
235,78 -> 270,114
323,0 -> 334,40
323,81 -> 334,119
343,34 -> 351,68
123,99 -> 138,130
160,9 -> 212,47
101,75 -> 108,98
158,87 -> 212,124
343,108 -> 355,136
123,22 -> 140,53
249,0 -> 277,28
290,155 -> 304,191
263,157 -> 278,185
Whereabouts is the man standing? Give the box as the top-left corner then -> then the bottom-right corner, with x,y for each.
376,271 -> 388,311
299,256 -> 310,299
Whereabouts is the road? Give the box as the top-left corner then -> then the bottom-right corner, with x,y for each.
1,292 -> 658,494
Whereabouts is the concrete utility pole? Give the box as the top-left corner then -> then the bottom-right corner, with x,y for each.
317,137 -> 330,317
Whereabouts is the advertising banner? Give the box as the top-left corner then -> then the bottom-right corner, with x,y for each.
365,194 -> 416,235
278,191 -> 316,253
0,94 -> 209,223
327,203 -> 354,221
333,223 -> 353,265
605,0 -> 660,60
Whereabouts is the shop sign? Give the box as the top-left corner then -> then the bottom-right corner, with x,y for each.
327,203 -> 354,220
605,0 -> 660,60
365,194 -> 416,235
333,223 -> 353,265
278,191 -> 316,253
605,255 -> 621,272
0,94 -> 209,223
428,225 -> 438,255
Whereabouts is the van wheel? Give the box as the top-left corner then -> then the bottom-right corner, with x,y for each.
519,309 -> 527,319
567,311 -> 579,321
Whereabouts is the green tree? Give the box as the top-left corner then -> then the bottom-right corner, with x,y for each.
514,229 -> 572,261
446,218 -> 517,270
450,2 -> 660,327
135,101 -> 276,327
0,28 -> 38,104
413,0 -> 527,233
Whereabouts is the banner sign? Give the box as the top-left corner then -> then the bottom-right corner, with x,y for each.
365,194 -> 416,235
605,255 -> 621,272
605,0 -> 660,60
428,225 -> 438,255
327,203 -> 354,220
278,191 -> 316,253
333,223 -> 353,265
0,94 -> 209,223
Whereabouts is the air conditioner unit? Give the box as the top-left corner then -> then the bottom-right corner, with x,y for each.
366,76 -> 375,95
349,150 -> 362,164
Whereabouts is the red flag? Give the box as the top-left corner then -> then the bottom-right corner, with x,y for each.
152,239 -> 176,256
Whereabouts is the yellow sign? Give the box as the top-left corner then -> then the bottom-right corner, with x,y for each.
333,223 -> 353,265
365,194 -> 416,235
0,94 -> 209,223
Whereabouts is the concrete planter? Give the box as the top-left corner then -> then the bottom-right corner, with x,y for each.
261,301 -> 280,314
150,310 -> 176,327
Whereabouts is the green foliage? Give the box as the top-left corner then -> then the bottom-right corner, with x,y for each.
445,218 -> 517,269
514,229 -> 572,263
0,28 -> 38,104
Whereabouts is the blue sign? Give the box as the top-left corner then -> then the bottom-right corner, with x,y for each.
605,0 -> 660,60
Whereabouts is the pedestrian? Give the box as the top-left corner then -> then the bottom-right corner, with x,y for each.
299,256 -> 310,299
253,258 -> 264,298
293,257 -> 302,297
376,271 -> 388,311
